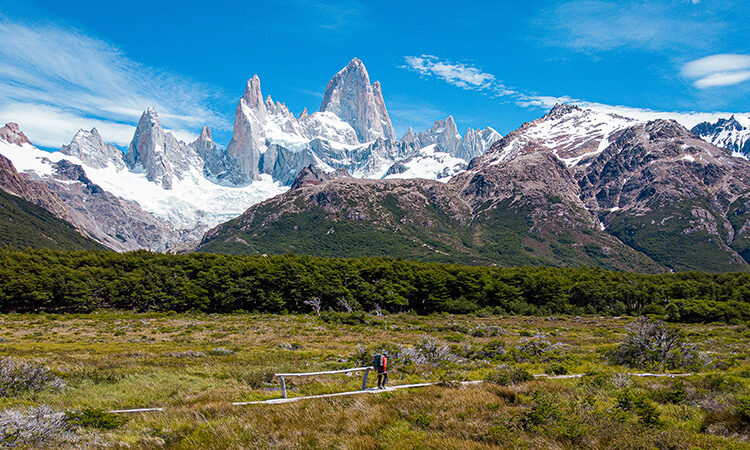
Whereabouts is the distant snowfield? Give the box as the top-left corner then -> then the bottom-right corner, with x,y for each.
383,144 -> 466,181
0,140 -> 288,230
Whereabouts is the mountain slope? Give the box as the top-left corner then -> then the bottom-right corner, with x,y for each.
0,155 -> 105,251
580,120 -> 750,272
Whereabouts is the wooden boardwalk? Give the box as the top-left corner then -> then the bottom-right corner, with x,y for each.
107,372 -> 692,412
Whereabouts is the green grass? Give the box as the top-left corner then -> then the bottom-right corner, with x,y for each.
0,312 -> 748,448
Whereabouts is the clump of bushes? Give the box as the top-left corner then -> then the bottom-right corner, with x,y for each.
609,317 -> 700,370
0,357 -> 65,396
64,408 -> 128,429
512,334 -> 568,363
487,364 -> 534,386
0,406 -> 75,447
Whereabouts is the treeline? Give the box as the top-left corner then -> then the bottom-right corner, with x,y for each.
0,249 -> 748,323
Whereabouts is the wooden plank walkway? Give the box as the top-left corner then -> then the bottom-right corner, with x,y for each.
104,372 -> 693,412
232,380 -> 484,406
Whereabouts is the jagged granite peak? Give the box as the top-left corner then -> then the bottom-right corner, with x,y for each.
299,108 -> 308,120
290,164 -> 352,190
225,76 -> 272,184
60,128 -> 125,169
319,58 -> 396,142
243,75 -> 265,112
418,116 -> 462,155
0,123 -> 31,146
126,107 -> 203,190
691,114 -> 750,156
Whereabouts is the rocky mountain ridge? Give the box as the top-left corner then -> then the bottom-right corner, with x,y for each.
691,115 -> 750,157
199,105 -> 750,272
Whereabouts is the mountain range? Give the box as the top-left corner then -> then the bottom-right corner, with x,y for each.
1,58 -> 750,272
0,58 -> 499,251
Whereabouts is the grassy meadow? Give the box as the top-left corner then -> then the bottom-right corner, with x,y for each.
0,311 -> 748,448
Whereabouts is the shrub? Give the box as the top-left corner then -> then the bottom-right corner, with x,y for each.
208,347 -> 235,356
487,364 -> 534,386
241,370 -> 275,388
64,408 -> 128,429
0,357 -> 65,397
616,389 -> 660,427
653,381 -> 686,404
406,411 -> 433,429
546,364 -> 568,376
513,334 -> 567,363
609,317 -> 699,370
523,393 -> 562,428
473,339 -> 508,361
414,338 -> 455,366
0,406 -> 75,447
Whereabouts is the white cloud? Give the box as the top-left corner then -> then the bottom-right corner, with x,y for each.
402,54 -> 749,130
0,103 -> 197,149
681,54 -> 750,88
402,55 -> 498,91
0,19 -> 228,148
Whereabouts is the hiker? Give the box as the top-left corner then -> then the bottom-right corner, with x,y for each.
373,352 -> 388,389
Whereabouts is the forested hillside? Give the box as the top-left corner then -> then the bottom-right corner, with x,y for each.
1,249 -> 747,323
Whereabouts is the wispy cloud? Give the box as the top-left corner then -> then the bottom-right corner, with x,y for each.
401,54 -> 749,129
681,54 -> 750,88
402,55 -> 509,93
533,0 -> 721,52
0,19 -> 229,148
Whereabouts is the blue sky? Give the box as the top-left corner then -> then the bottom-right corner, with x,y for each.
0,0 -> 748,150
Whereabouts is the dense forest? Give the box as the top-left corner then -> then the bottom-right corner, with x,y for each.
0,249 -> 748,323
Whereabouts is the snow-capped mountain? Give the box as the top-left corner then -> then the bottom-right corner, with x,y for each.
691,115 -> 750,157
0,116 -> 285,250
0,58 -> 500,251
479,103 -> 639,168
220,58 -> 500,185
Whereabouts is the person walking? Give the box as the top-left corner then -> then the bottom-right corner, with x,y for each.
373,352 -> 388,389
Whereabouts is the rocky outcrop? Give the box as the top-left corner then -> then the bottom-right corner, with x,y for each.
320,58 -> 396,142
61,128 -> 125,169
290,164 -> 352,190
190,126 -> 228,180
0,123 -> 31,146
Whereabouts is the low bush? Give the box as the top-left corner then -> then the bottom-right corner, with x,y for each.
64,408 -> 128,429
0,357 -> 65,397
487,364 -> 534,386
0,406 -> 75,447
609,317 -> 700,370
